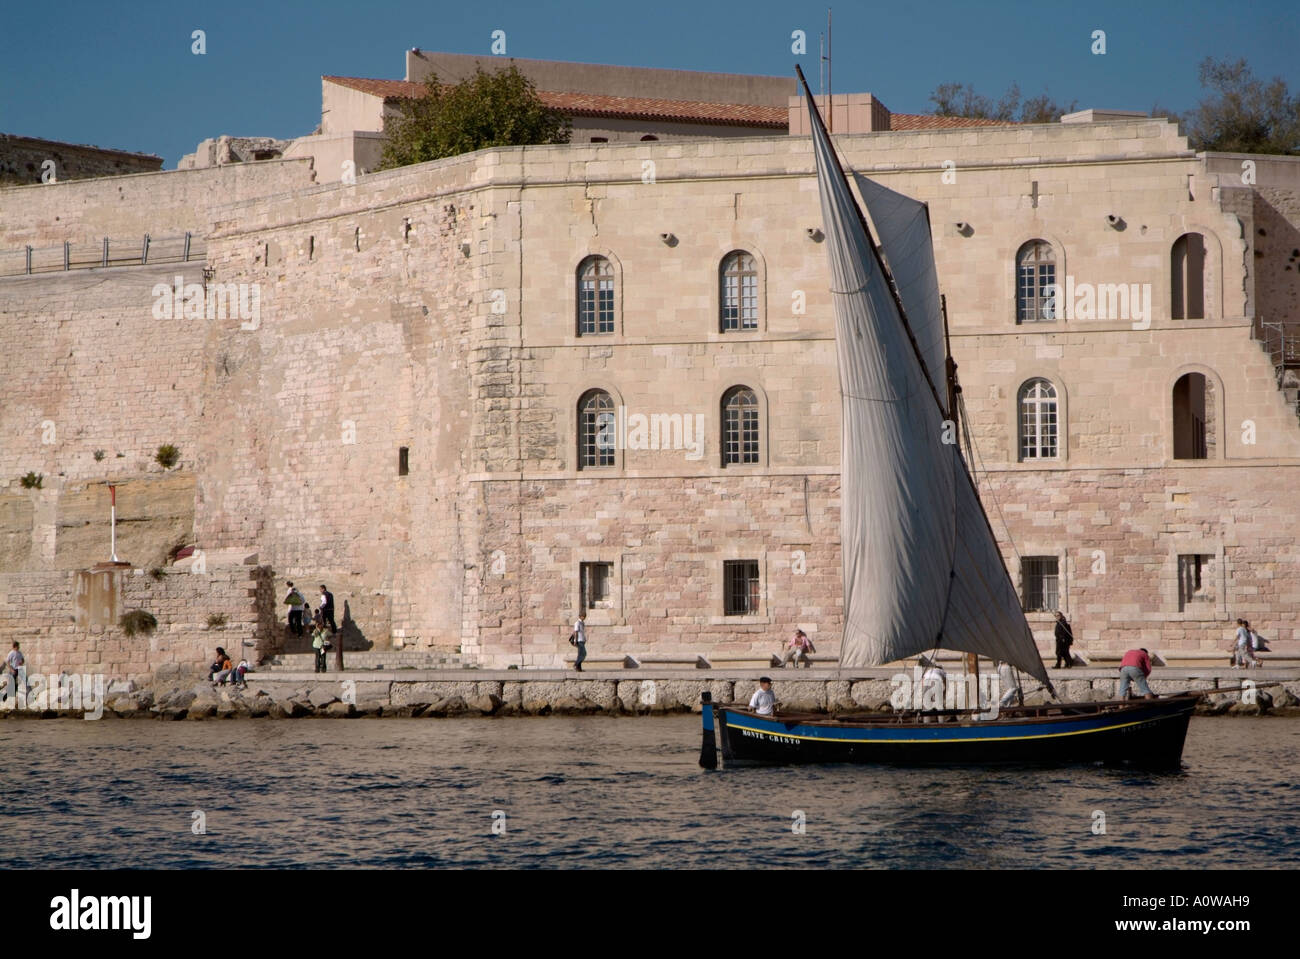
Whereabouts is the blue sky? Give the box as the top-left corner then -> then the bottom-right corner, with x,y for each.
1,0 -> 1296,167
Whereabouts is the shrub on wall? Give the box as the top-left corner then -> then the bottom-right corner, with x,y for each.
19,472 -> 43,489
155,444 -> 180,469
207,613 -> 227,628
119,610 -> 158,637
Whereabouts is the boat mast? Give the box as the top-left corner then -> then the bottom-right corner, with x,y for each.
942,295 -> 980,700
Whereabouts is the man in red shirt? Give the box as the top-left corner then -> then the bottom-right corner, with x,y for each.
1118,648 -> 1156,700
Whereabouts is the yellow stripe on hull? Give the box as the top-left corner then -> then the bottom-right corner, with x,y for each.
725,716 -> 1155,745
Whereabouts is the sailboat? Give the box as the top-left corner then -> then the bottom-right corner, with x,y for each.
697,67 -> 1202,770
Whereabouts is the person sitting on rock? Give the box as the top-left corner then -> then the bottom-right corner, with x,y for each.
208,647 -> 229,682
211,652 -> 234,686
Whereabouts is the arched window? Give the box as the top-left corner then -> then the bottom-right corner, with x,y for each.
722,387 -> 760,465
720,251 -> 759,332
1172,372 -> 1213,459
640,135 -> 659,141
578,390 -> 616,468
1171,233 -> 1206,320
577,256 -> 615,335
1018,379 -> 1058,460
1016,240 -> 1056,323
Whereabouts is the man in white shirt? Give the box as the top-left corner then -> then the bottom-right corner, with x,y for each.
572,612 -> 587,672
749,676 -> 776,716
4,642 -> 25,702
1232,619 -> 1257,668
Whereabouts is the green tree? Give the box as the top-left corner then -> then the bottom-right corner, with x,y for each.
1184,57 -> 1299,155
929,82 -> 1076,124
379,66 -> 571,169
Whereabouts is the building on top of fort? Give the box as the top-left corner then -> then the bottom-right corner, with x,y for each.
2,51 -> 1300,679
178,51 -> 1010,183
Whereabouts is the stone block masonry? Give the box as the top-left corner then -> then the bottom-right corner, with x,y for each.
2,123 -> 1300,677
0,561 -> 273,685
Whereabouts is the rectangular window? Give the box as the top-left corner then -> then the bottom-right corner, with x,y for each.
1021,556 -> 1059,612
580,562 -> 614,610
1178,554 -> 1213,610
398,447 -> 409,476
724,560 -> 761,615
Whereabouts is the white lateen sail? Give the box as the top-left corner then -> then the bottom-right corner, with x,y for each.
803,75 -> 1050,685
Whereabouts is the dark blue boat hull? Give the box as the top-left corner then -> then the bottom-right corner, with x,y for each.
710,695 -> 1199,769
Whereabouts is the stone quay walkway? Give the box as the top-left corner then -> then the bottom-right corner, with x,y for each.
233,665 -> 1300,718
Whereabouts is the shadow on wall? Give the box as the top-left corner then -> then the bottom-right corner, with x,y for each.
337,600 -> 372,652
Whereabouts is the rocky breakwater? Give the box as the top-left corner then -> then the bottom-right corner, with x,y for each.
3,671 -> 1299,720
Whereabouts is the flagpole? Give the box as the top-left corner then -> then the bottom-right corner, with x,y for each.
109,484 -> 119,562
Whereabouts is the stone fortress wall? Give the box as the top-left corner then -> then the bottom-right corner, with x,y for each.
2,118 -> 1299,677
0,134 -> 162,187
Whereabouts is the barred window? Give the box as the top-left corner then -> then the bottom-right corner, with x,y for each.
1016,240 -> 1056,323
578,390 -> 615,468
1018,378 -> 1058,460
1021,556 -> 1059,612
721,251 -> 758,331
580,562 -> 614,610
577,256 -> 615,335
724,560 -> 761,615
722,387 -> 759,465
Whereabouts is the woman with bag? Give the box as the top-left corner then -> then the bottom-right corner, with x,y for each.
311,612 -> 331,673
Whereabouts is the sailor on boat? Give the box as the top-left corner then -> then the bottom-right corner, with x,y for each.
996,661 -> 1023,708
749,677 -> 776,716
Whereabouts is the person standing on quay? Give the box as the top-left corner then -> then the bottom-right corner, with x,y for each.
319,584 -> 336,634
1118,648 -> 1156,700
284,581 -> 305,637
1230,618 -> 1258,668
1053,611 -> 1074,668
4,641 -> 25,702
311,613 -> 330,673
571,611 -> 587,672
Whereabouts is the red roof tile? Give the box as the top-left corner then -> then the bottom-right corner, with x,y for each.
889,113 -> 1015,130
322,76 -> 1019,133
323,76 -> 787,128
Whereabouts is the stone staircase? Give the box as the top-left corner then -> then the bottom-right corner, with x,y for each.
258,649 -> 466,672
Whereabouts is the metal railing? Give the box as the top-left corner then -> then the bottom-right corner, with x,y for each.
0,232 -> 205,278
1260,320 -> 1300,374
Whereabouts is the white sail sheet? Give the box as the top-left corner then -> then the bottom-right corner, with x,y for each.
804,82 -> 1050,685
852,174 -> 948,413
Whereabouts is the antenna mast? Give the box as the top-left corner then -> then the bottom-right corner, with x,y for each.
826,8 -> 833,132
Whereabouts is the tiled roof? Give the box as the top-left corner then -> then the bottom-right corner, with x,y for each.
889,113 -> 1014,130
324,76 -> 426,99
323,76 -> 788,128
322,76 -> 1018,133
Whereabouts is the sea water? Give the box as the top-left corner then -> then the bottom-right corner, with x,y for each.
0,716 -> 1294,868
